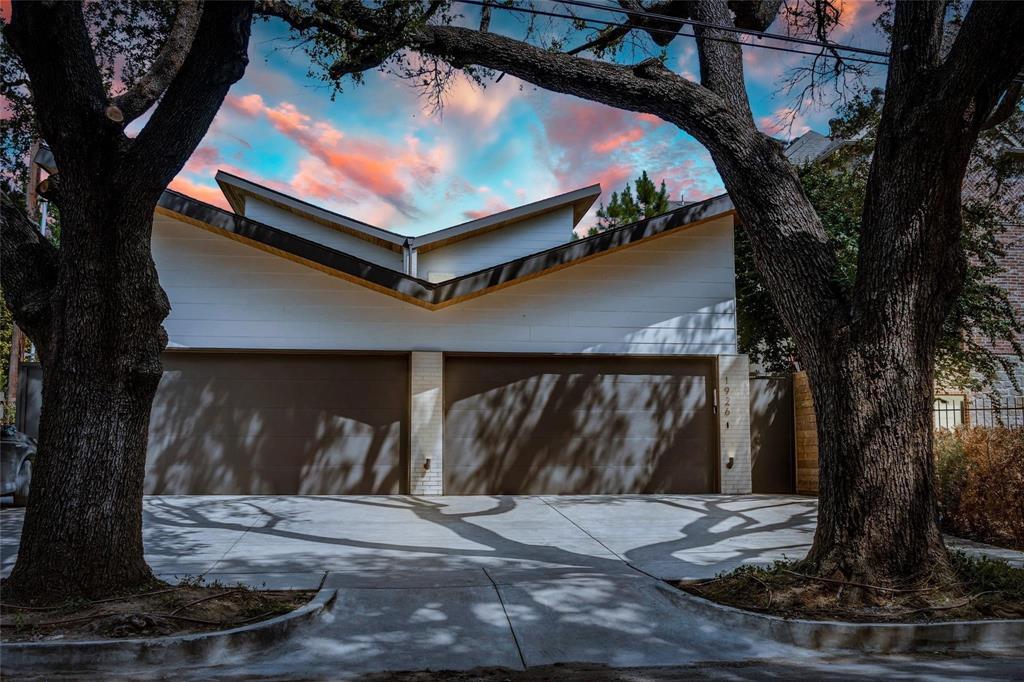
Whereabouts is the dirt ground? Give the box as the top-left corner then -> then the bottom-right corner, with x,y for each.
675,552 -> 1024,623
0,582 -> 315,642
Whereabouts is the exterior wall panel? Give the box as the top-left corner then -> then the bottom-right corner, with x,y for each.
244,199 -> 403,271
417,206 -> 575,279
153,214 -> 738,356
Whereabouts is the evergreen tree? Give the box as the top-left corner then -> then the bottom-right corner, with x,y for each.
591,170 -> 672,235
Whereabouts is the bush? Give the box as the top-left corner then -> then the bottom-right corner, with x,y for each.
934,426 -> 1024,550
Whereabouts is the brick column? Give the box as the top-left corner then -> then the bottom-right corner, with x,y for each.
409,351 -> 444,495
793,370 -> 819,495
718,354 -> 752,494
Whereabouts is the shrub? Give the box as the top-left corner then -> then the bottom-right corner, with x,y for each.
934,426 -> 1024,550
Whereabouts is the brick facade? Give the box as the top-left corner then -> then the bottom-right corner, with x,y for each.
718,355 -> 753,494
409,352 -> 444,495
988,225 -> 1024,396
793,371 -> 819,495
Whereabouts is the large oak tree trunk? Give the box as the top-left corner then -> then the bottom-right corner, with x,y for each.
803,342 -> 948,585
702,122 -> 960,587
2,0 -> 251,602
5,195 -> 170,600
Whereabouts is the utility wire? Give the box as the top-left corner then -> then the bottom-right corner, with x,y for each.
452,0 -> 888,66
452,0 -> 1024,84
556,0 -> 891,58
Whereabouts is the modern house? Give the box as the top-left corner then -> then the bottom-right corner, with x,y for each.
127,170 -> 750,496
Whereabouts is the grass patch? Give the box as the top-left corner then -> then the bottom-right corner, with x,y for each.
675,551 -> 1024,623
0,576 -> 316,642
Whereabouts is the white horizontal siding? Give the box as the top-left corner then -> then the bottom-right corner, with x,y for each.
243,199 -> 403,270
153,214 -> 737,356
417,206 -> 574,279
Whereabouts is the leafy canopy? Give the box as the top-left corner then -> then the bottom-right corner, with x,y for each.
737,93 -> 1024,391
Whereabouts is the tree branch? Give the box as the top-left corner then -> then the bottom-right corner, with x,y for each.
109,1 -> 203,125
127,2 -> 253,194
982,78 -> 1023,130
256,0 -> 358,39
0,191 -> 57,350
692,0 -> 753,122
478,0 -> 492,33
4,1 -> 117,178
941,3 -> 1024,128
886,0 -> 944,96
731,0 -> 783,31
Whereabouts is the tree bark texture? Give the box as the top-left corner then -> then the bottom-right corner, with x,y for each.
1,0 -> 252,601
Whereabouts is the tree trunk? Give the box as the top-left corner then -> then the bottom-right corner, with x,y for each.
802,339 -> 949,587
702,126 -> 956,589
4,196 -> 169,602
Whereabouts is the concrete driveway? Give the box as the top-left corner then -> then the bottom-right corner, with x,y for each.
2,495 -> 1022,679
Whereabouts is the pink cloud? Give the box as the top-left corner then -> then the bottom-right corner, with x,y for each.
636,113 -> 665,127
833,0 -> 885,36
592,127 -> 644,153
590,165 -> 634,197
0,0 -> 10,23
182,146 -> 221,175
225,93 -> 267,118
223,95 -> 448,217
758,106 -> 812,139
463,194 -> 511,220
442,73 -> 519,127
168,176 -> 230,209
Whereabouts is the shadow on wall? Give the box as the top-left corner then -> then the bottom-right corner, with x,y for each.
749,376 -> 795,494
145,353 -> 408,495
443,356 -> 717,494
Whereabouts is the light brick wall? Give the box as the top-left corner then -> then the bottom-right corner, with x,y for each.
793,370 -> 819,495
409,352 -> 444,495
717,355 -> 752,494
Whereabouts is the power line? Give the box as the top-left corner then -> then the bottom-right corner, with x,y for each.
556,0 -> 891,59
452,0 -> 889,66
452,0 -> 1024,84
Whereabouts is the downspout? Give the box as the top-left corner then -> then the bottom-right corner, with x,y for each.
402,238 -> 418,277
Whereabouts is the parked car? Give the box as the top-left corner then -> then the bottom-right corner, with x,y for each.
1,425 -> 35,506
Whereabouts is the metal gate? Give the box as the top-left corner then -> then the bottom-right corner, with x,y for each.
749,375 -> 795,494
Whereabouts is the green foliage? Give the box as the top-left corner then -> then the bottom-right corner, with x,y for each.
737,94 -> 1024,389
949,550 -> 1024,599
591,171 -> 672,235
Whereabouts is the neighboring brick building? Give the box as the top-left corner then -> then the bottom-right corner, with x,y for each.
988,229 -> 1024,395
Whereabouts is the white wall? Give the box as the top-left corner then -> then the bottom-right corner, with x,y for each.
416,206 -> 574,279
152,213 -> 738,356
244,198 -> 403,271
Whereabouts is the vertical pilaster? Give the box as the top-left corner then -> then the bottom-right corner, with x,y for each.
718,354 -> 752,494
409,351 -> 444,495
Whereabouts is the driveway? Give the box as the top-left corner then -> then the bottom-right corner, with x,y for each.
2,495 -> 1022,679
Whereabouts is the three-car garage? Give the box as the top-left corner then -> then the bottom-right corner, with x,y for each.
143,352 -> 720,496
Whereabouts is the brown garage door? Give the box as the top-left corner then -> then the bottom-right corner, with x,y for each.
444,355 -> 717,494
146,352 -> 407,494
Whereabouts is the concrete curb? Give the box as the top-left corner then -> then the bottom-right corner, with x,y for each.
660,583 -> 1024,654
0,587 -> 336,671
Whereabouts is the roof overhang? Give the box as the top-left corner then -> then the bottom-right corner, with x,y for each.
214,170 -> 600,254
409,184 -> 601,253
156,190 -> 735,310
215,171 -> 408,252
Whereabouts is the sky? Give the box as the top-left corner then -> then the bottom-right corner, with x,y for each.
3,1 -> 889,235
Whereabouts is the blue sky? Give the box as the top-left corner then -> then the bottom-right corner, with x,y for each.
168,1 -> 888,235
